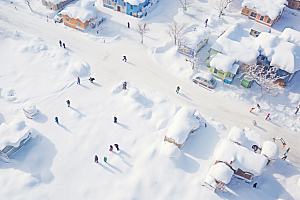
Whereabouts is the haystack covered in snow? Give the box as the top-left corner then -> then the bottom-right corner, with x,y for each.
280,28 -> 300,46
61,0 -> 96,31
261,141 -> 279,166
22,102 -> 37,119
164,106 -> 200,149
255,32 -> 300,84
209,53 -> 239,84
241,0 -> 286,27
228,127 -> 246,145
215,139 -> 268,182
178,29 -> 210,57
0,119 -> 35,162
42,0 -> 75,11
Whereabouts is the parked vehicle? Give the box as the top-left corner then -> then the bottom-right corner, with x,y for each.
54,14 -> 63,23
192,72 -> 217,89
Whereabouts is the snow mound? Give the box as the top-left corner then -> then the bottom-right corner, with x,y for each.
65,58 -> 90,77
22,102 -> 37,115
183,28 -> 210,50
198,72 -> 213,81
228,126 -> 246,145
280,28 -> 300,46
261,141 -> 279,160
166,107 -> 199,144
242,0 -> 286,20
0,119 -> 32,150
164,142 -> 181,161
1,88 -> 16,101
207,162 -> 234,184
61,0 -> 96,22
298,177 -> 300,189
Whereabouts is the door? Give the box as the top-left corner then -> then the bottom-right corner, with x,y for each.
117,6 -> 121,11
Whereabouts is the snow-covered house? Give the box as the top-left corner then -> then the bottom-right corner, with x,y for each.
241,0 -> 286,30
61,0 -> 96,32
178,29 -> 210,57
164,107 -> 200,149
41,0 -> 75,11
255,32 -> 300,87
103,0 -> 154,18
280,28 -> 300,46
209,53 -> 239,84
0,119 -> 36,163
227,126 -> 246,145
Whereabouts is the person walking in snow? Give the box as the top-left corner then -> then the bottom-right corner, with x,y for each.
253,183 -> 257,188
123,56 -> 127,62
253,120 -> 257,126
127,22 -> 130,29
265,113 -> 270,120
284,147 -> 290,156
114,144 -> 119,151
55,117 -> 59,124
95,155 -> 98,163
114,115 -> 117,123
104,156 -> 107,163
123,81 -> 127,90
63,43 -> 66,49
250,107 -> 255,113
66,100 -> 70,107
59,40 -> 62,47
176,86 -> 180,94
295,104 -> 300,114
205,19 -> 208,27
257,104 -> 260,109
89,77 -> 95,83
77,77 -> 80,85
109,145 -> 113,151
282,155 -> 287,160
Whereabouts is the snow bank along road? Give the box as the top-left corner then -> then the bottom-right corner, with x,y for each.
0,4 -> 299,167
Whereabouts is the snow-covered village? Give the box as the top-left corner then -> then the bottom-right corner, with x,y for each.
0,0 -> 300,198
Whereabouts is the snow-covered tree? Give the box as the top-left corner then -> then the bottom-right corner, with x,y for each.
178,0 -> 194,11
244,64 -> 283,97
210,0 -> 231,17
167,22 -> 187,45
137,23 -> 149,44
24,0 -> 33,12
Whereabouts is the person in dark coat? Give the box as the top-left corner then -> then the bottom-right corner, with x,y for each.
176,86 -> 180,94
205,19 -> 208,27
55,117 -> 59,124
127,22 -> 130,28
253,183 -> 257,188
59,40 -> 62,47
66,100 -> 70,107
114,144 -> 119,151
89,77 -> 95,83
95,155 -> 98,163
109,145 -> 113,151
63,43 -> 66,48
114,115 -> 117,123
123,56 -> 127,62
123,81 -> 127,90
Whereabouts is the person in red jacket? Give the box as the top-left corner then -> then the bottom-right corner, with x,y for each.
109,145 -> 113,151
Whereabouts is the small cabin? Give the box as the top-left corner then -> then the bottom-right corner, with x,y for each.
41,0 -> 75,11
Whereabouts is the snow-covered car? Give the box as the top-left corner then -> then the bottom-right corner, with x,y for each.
192,72 -> 217,89
54,14 -> 62,23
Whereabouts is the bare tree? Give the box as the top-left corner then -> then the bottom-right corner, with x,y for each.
24,0 -> 33,12
210,0 -> 231,17
137,23 -> 149,44
244,64 -> 283,97
178,0 -> 194,11
167,22 -> 187,45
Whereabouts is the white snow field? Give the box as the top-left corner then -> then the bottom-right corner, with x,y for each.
0,0 -> 300,199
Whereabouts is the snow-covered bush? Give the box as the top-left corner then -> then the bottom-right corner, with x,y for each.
22,101 -> 37,119
1,88 -> 16,101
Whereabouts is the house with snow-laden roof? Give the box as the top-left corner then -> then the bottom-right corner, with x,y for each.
203,127 -> 279,192
42,0 -> 75,11
61,0 -> 96,32
0,119 -> 37,163
241,0 -> 286,33
103,0 -> 157,18
164,106 -> 200,149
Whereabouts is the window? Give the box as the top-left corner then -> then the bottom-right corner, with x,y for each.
124,2 -> 126,6
86,22 -> 88,26
250,12 -> 257,18
130,11 -> 132,15
246,10 -> 249,14
267,18 -> 271,23
214,68 -> 218,74
66,17 -> 69,21
75,21 -> 78,25
259,16 -> 264,21
130,5 -> 133,9
79,22 -> 81,26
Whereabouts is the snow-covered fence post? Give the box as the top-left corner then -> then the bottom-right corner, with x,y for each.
137,22 -> 149,44
167,22 -> 187,45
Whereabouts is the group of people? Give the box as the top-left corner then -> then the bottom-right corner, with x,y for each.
59,40 -> 66,49
94,144 -> 120,163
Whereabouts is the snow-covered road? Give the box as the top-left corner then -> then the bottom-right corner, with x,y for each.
0,4 -> 299,167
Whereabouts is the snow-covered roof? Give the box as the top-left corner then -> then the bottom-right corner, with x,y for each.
215,139 -> 268,176
61,0 -> 95,22
184,29 -> 210,49
207,162 -> 234,184
228,126 -> 246,145
166,106 -> 199,145
0,119 -> 31,150
251,22 -> 271,33
255,32 -> 300,73
242,0 -> 287,20
210,53 -> 236,72
46,0 -> 65,5
204,175 -> 217,189
127,0 -> 145,5
211,24 -> 259,64
261,141 -> 279,160
22,101 -> 37,115
280,28 -> 300,46
197,72 -> 213,81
